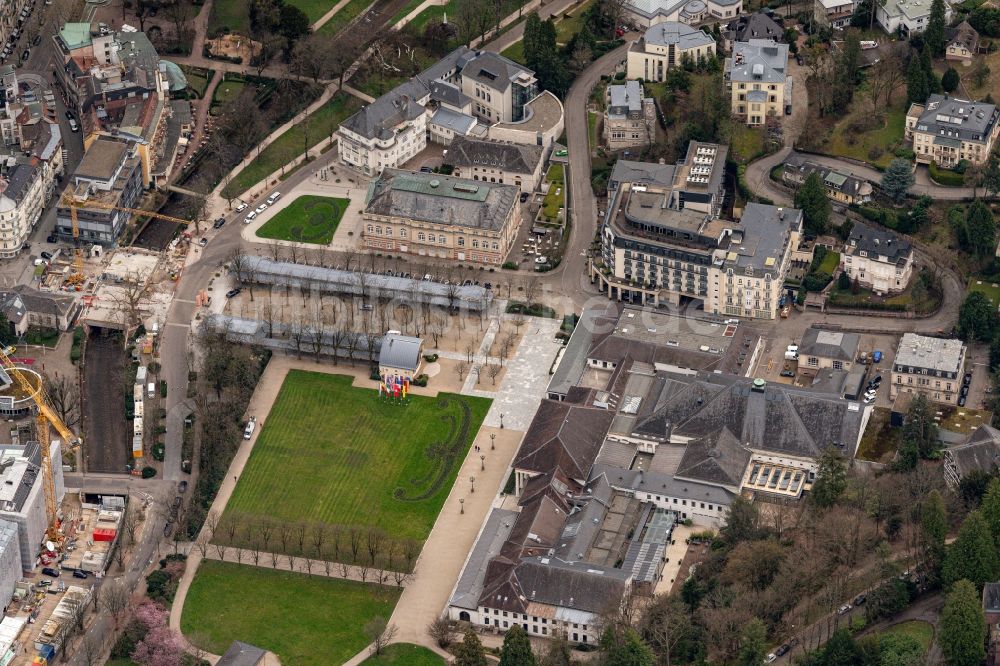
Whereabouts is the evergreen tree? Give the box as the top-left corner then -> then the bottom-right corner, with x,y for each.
943,511 -> 1000,590
942,67 -> 960,93
500,625 -> 536,666
965,199 -> 997,258
811,446 -> 847,507
940,579 -> 987,666
980,478 -> 1000,548
958,291 -> 997,342
794,172 -> 832,235
921,43 -> 941,93
925,0 -> 948,56
981,153 -> 1000,196
837,271 -> 851,290
600,627 -> 655,666
821,629 -> 862,665
921,490 -> 948,578
523,13 -> 541,68
454,628 -> 489,666
990,333 -> 1000,372
900,393 -> 940,467
737,619 -> 768,666
882,158 -> 915,202
907,54 -> 930,105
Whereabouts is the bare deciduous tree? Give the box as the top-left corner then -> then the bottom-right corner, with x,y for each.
365,617 -> 398,656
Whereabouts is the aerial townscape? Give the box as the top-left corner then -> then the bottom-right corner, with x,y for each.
0,0 -> 1000,664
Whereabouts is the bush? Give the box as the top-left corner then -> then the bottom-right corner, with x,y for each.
501,261 -> 518,270
412,374 -> 429,387
506,301 -> 558,318
141,466 -> 157,479
152,443 -> 165,461
423,353 -> 439,362
929,161 -> 965,186
803,272 -> 832,292
159,380 -> 167,398
111,619 -> 148,659
148,361 -> 161,373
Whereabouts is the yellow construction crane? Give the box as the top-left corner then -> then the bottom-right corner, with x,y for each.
0,345 -> 80,537
60,194 -> 196,271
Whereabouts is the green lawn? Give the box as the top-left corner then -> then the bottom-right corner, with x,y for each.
256,195 -> 349,244
542,164 -> 565,222
726,123 -> 765,163
224,372 -> 491,543
822,106 -> 906,170
967,278 -> 1000,308
211,0 -> 339,34
390,0 -> 427,24
501,40 -> 526,65
555,0 -> 598,43
817,250 -> 840,275
587,111 -> 599,150
408,0 -> 521,34
182,560 -> 400,666
222,93 -> 362,198
362,644 -> 445,665
877,620 -> 935,653
213,79 -> 246,106
179,65 -> 213,98
317,0 -> 373,35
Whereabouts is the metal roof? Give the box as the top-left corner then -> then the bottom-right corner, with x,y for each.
379,334 -> 422,371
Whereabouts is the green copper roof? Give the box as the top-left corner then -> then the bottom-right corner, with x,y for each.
59,23 -> 92,50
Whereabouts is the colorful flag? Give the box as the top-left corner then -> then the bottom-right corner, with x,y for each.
394,384 -> 401,398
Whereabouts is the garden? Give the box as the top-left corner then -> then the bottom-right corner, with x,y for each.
255,195 -> 349,244
541,164 -> 565,223
219,371 -> 490,557
221,92 -> 362,199
182,560 -> 400,665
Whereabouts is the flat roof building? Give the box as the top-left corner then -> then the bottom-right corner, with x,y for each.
891,333 -> 967,405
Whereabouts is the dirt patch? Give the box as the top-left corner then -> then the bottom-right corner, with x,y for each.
82,333 -> 130,473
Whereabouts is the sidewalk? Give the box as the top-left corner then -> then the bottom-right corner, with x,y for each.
199,546 -> 412,586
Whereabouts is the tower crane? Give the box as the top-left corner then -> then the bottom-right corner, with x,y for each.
0,345 -> 80,537
59,194 -> 196,271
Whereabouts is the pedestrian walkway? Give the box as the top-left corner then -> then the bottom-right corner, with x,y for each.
198,545 -> 412,586
310,0 -> 360,32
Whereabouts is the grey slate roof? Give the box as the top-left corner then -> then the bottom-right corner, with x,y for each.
632,371 -> 867,460
379,333 -> 422,371
911,94 -> 999,144
674,427 -> 751,487
217,641 -> 266,666
722,202 -> 801,274
460,51 -> 535,93
847,221 -> 911,265
725,12 -> 784,43
799,327 -> 860,362
429,79 -> 470,109
447,136 -> 543,174
341,46 -> 470,140
946,21 -> 978,51
429,107 -> 478,134
946,425 -> 1000,480
546,305 -> 617,398
783,156 -> 873,198
728,39 -> 788,84
627,0 -> 739,20
513,400 -> 615,481
0,163 -> 38,205
450,507 -> 518,611
480,558 -> 629,616
0,285 -> 76,320
365,169 -> 518,232
641,22 -> 715,49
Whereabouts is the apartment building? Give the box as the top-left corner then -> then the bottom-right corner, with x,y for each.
782,157 -> 873,205
55,136 -> 144,245
876,0 -> 951,35
891,333 -> 966,405
725,39 -> 790,126
603,81 -> 656,151
362,169 -> 521,265
0,163 -> 45,259
626,22 -> 717,82
840,222 -> 914,295
624,0 -> 744,26
458,50 -> 538,124
905,95 -> 999,167
447,137 -> 544,194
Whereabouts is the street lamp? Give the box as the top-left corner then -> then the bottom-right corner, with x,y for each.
490,433 -> 496,450
500,413 -> 504,429
470,475 -> 475,493
480,454 -> 485,471
459,498 -> 465,514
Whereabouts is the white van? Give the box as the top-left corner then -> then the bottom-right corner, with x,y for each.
244,211 -> 257,224
266,191 -> 281,205
147,382 -> 155,399
243,416 -> 257,440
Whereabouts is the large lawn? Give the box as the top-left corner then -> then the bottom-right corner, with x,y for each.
821,105 -> 906,170
222,93 -> 362,199
362,643 -> 445,665
224,372 -> 491,543
877,620 -> 935,653
256,195 -> 348,244
210,0 -> 340,32
182,560 -> 400,666
967,278 -> 1000,308
317,0 -> 373,34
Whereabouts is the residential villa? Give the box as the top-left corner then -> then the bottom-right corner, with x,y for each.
626,22 -> 717,82
840,222 -> 914,295
890,333 -> 967,406
725,39 -> 790,126
945,21 -> 979,62
905,95 -> 1000,167
603,81 -> 656,151
782,157 -> 873,205
624,0 -> 744,26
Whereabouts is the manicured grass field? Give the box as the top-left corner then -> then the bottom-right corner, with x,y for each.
967,278 -> 1000,308
878,620 -> 935,653
390,0 -> 427,25
317,0 -> 373,34
256,195 -> 349,244
213,79 -> 246,106
502,40 -> 526,64
183,560 -> 400,666
542,164 -> 565,221
816,250 -> 840,275
179,65 -> 213,98
224,372 -> 491,542
222,93 -> 362,198
362,643 -> 445,665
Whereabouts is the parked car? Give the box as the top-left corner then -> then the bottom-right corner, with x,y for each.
64,109 -> 73,121
37,579 -> 51,587
853,593 -> 867,606
959,396 -> 967,406
213,217 -> 225,229
775,644 -> 790,657
68,118 -> 78,132
964,372 -> 973,385
235,202 -> 248,212
837,603 -> 852,615
40,251 -> 51,260
178,480 -> 188,493
520,192 -> 529,202
780,370 -> 795,377
419,166 -> 433,172
72,569 -> 88,579
225,288 -> 242,298
255,203 -> 268,214
244,211 -> 257,223
765,655 -> 777,664
42,567 -> 60,577
961,385 -> 970,398
266,191 -> 281,205
243,416 -> 256,440
864,395 -> 876,405
198,237 -> 208,247
872,350 -> 883,363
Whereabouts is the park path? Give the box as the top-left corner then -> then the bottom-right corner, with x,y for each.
311,0 -> 373,32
